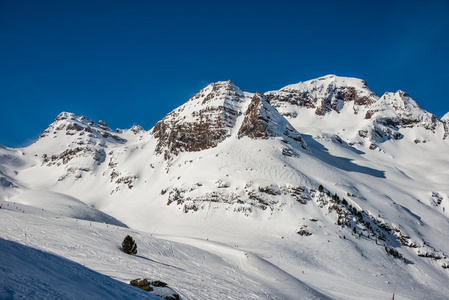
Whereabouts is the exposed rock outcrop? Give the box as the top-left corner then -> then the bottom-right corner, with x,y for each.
238,92 -> 308,149
152,80 -> 246,159
266,75 -> 378,116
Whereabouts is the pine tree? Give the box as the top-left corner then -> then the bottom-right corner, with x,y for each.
122,235 -> 137,255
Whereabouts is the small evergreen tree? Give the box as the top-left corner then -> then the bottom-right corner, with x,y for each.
318,185 -> 324,192
122,235 -> 137,255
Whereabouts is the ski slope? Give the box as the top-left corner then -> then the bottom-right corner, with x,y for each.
1,185 -> 448,299
1,197 -> 329,299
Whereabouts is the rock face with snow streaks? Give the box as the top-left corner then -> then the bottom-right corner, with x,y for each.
238,92 -> 308,149
152,80 -> 246,159
266,75 -> 447,146
266,75 -> 378,116
366,90 -> 440,130
38,112 -> 126,144
36,112 -> 127,169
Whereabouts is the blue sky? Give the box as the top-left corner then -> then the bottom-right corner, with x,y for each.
1,0 -> 448,147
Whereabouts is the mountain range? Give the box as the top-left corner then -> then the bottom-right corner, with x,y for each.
1,75 -> 449,299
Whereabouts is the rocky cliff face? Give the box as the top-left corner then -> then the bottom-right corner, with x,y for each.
265,75 -> 378,117
238,92 -> 308,150
152,80 -> 248,159
152,80 -> 309,160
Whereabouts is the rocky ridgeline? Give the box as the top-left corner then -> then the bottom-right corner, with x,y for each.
38,112 -> 127,144
266,75 -> 447,146
152,80 -> 308,161
35,76 -> 448,169
266,75 -> 377,116
37,113 -> 123,173
35,112 -> 144,188
362,91 -> 441,143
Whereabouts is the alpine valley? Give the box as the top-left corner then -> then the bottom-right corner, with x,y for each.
1,75 -> 449,299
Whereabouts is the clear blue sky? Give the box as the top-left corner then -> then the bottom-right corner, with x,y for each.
1,0 -> 448,147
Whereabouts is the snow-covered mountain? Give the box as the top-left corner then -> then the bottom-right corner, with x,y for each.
1,75 -> 449,299
266,75 -> 446,148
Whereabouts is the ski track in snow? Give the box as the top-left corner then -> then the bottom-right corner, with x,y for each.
1,204 -> 329,299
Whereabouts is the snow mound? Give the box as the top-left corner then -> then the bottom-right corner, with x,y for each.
9,190 -> 127,227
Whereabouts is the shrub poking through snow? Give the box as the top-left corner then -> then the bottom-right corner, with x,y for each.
130,278 -> 180,299
122,235 -> 137,255
130,278 -> 153,291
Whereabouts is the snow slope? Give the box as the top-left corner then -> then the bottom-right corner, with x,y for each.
9,190 -> 127,226
1,197 -> 327,299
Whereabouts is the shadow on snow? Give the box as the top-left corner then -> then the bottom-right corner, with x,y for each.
303,134 -> 385,178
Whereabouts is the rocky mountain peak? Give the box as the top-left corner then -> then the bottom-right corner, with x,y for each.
36,112 -> 127,149
129,125 -> 145,134
367,91 -> 440,132
152,81 -> 249,159
382,90 -> 423,114
262,76 -> 448,147
97,120 -> 110,131
266,75 -> 378,117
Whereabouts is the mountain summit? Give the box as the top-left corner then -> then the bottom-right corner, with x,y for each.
1,75 -> 449,299
267,75 -> 447,148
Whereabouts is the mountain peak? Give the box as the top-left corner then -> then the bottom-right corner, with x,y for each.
35,112 -> 126,148
55,111 -> 77,121
266,75 -> 378,119
369,91 -> 439,131
152,80 -> 248,158
280,75 -> 373,94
